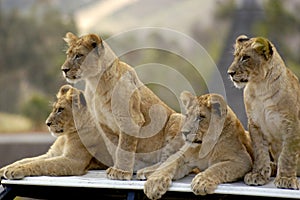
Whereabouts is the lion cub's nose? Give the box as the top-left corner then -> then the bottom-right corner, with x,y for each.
227,70 -> 236,77
181,130 -> 190,136
62,68 -> 70,74
46,122 -> 52,127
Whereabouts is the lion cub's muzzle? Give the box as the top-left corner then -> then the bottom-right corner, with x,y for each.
227,69 -> 248,85
227,70 -> 236,78
181,131 -> 202,144
61,66 -> 81,82
62,67 -> 70,75
61,66 -> 71,78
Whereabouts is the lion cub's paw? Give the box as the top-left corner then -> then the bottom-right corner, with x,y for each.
274,176 -> 299,190
191,173 -> 218,195
244,172 -> 270,186
3,166 -> 26,180
0,168 -> 5,178
106,167 -> 132,180
144,175 -> 171,200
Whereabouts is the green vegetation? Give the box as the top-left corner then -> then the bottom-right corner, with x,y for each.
0,0 -> 299,132
253,0 -> 300,77
20,94 -> 50,130
0,1 -> 77,130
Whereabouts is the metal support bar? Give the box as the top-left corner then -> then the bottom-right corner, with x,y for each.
127,191 -> 136,200
0,185 -> 15,200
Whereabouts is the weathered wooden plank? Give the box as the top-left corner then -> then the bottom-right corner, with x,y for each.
2,171 -> 300,199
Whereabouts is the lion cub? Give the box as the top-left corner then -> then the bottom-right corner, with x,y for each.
228,35 -> 300,189
0,85 -> 112,179
144,91 -> 252,199
61,32 -> 185,180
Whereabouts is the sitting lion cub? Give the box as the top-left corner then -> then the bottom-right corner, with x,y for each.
61,32 -> 185,180
0,85 -> 112,179
228,35 -> 300,189
144,91 -> 252,199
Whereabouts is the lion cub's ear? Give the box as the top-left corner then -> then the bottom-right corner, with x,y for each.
236,35 -> 250,43
86,34 -> 103,49
64,87 -> 86,109
57,85 -> 72,99
75,92 -> 87,108
64,32 -> 78,46
78,92 -> 87,107
180,91 -> 197,110
251,37 -> 273,60
199,94 -> 227,159
210,94 -> 227,118
234,35 -> 250,54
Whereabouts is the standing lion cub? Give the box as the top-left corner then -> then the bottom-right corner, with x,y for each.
144,92 -> 252,199
0,85 -> 112,179
228,35 -> 300,189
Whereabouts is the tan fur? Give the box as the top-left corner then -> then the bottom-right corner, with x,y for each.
0,85 -> 112,179
144,92 -> 252,199
61,32 -> 185,180
228,35 -> 300,189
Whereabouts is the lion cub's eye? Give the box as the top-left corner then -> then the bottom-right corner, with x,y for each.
196,114 -> 205,121
240,55 -> 250,62
57,107 -> 64,114
74,54 -> 83,60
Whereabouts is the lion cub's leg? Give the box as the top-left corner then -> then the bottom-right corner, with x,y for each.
4,156 -> 90,180
244,122 -> 272,186
274,127 -> 300,189
191,160 -> 249,196
0,155 -> 49,177
106,133 -> 137,180
136,162 -> 161,180
144,144 -> 198,200
0,137 -> 64,178
3,136 -> 93,180
160,113 -> 185,160
137,113 -> 185,180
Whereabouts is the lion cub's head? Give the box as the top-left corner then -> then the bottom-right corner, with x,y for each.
61,32 -> 108,83
180,91 -> 227,158
227,35 -> 275,88
46,85 -> 87,137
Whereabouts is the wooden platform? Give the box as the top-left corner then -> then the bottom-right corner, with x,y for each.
1,170 -> 300,199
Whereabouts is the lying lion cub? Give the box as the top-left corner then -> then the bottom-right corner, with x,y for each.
228,35 -> 300,189
0,85 -> 112,179
144,91 -> 252,199
61,32 -> 185,180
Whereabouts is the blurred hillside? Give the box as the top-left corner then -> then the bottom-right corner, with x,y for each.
0,0 -> 78,131
0,0 -> 299,132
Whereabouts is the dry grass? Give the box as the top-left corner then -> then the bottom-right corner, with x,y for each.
0,112 -> 33,133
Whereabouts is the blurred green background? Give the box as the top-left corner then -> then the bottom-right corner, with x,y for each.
0,0 -> 299,132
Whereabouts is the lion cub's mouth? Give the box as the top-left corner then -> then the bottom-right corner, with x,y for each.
48,127 -> 63,134
185,133 -> 202,144
240,78 -> 248,83
66,74 -> 81,80
232,77 -> 248,83
65,75 -> 82,83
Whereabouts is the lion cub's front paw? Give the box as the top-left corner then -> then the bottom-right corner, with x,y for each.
106,167 -> 132,180
144,175 -> 171,200
244,171 -> 270,186
244,165 -> 271,186
4,166 -> 26,180
274,176 -> 300,189
0,168 -> 5,178
191,173 -> 218,195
